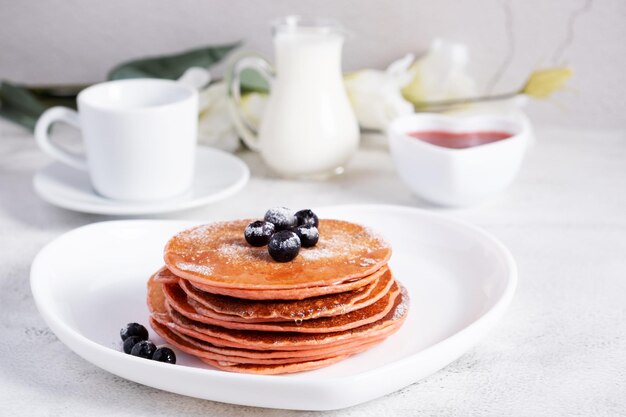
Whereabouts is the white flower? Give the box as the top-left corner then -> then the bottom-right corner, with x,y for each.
197,81 -> 268,152
344,54 -> 415,131
402,39 -> 477,107
177,68 -> 242,151
400,41 -> 533,143
197,82 -> 240,152
238,92 -> 267,130
178,67 -> 212,90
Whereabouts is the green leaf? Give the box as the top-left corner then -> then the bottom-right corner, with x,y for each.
0,80 -> 49,130
239,68 -> 270,94
0,43 -> 242,130
108,42 -> 241,81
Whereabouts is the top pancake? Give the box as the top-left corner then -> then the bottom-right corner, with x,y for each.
164,219 -> 391,289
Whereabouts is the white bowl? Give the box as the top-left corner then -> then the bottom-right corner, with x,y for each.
388,113 -> 530,207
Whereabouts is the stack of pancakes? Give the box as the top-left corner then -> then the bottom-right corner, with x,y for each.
147,219 -> 409,375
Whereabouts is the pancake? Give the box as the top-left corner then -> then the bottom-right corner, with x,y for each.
147,276 -> 409,351
163,291 -> 407,350
151,318 -> 386,366
154,318 -> 390,360
179,268 -> 395,322
201,355 -> 348,375
164,280 -> 401,333
164,219 -> 391,290
148,217 -> 410,375
186,269 -> 381,300
152,266 -> 385,301
152,268 -> 179,284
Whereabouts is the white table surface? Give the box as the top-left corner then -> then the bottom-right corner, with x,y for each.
1,119 -> 624,416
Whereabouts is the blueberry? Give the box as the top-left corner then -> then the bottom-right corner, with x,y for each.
268,230 -> 301,262
120,323 -> 148,342
152,347 -> 177,364
244,220 -> 275,246
295,209 -> 319,227
123,336 -> 142,354
264,207 -> 297,231
130,340 -> 157,359
294,225 -> 319,247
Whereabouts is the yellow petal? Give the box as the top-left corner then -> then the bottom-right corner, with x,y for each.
401,70 -> 428,109
522,67 -> 573,99
240,92 -> 268,129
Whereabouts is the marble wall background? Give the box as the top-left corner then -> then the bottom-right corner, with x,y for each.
1,0 -> 624,128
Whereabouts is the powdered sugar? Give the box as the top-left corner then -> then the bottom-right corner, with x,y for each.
216,243 -> 266,263
264,207 -> 295,226
217,243 -> 249,258
272,232 -> 300,250
177,262 -> 213,275
359,258 -> 377,267
300,247 -> 335,260
174,223 -> 224,246
297,226 -> 318,239
392,287 -> 410,321
297,232 -> 383,263
359,224 -> 390,248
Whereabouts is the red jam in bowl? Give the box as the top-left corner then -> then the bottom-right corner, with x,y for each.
407,130 -> 513,149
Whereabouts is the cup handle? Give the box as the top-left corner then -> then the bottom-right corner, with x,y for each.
34,107 -> 88,171
226,53 -> 274,152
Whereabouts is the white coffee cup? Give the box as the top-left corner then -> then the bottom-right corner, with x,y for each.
35,79 -> 198,201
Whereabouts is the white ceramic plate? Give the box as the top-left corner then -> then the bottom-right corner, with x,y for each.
33,146 -> 249,215
30,205 -> 516,410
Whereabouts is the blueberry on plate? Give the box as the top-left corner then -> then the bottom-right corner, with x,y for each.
123,335 -> 142,354
152,347 -> 177,364
264,207 -> 297,231
130,340 -> 157,359
295,209 -> 319,227
294,225 -> 319,247
120,322 -> 149,342
244,220 -> 275,246
268,230 -> 301,262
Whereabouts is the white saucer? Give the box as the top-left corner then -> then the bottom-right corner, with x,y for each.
33,147 -> 249,215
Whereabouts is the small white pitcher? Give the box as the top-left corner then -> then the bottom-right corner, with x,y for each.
227,16 -> 359,179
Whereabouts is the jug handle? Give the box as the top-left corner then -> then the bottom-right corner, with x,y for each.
226,53 -> 274,152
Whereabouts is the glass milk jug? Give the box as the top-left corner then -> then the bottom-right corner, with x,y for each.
227,16 -> 359,178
